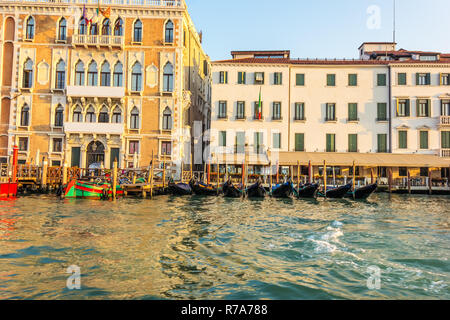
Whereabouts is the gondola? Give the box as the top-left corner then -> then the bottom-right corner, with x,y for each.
345,183 -> 378,200
246,180 -> 267,198
321,183 -> 352,199
189,179 -> 219,196
222,179 -> 244,198
271,181 -> 294,198
168,180 -> 193,196
295,183 -> 320,199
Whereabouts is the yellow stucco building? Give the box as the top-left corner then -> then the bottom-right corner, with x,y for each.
0,0 -> 211,169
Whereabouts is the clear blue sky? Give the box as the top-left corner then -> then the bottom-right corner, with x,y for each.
186,0 -> 450,61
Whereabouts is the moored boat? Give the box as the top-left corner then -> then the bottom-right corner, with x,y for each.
321,183 -> 352,199
189,179 -> 219,196
345,183 -> 378,200
271,181 -> 294,198
168,180 -> 192,196
296,183 -> 320,199
0,181 -> 18,199
246,180 -> 266,198
63,180 -> 124,200
222,179 -> 244,198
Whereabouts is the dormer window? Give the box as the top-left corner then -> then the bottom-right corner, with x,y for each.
419,55 -> 437,61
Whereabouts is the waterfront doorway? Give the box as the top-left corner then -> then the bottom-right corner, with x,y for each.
86,141 -> 105,169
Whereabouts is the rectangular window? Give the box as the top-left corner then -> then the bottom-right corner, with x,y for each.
237,101 -> 245,119
219,71 -> 228,84
219,131 -> 227,147
442,131 -> 450,149
377,103 -> 387,121
254,132 -> 263,154
326,103 -> 336,121
235,132 -> 245,154
273,72 -> 282,85
110,148 -> 120,169
420,167 -> 429,177
326,74 -> 335,86
296,73 -> 305,86
398,73 -> 407,85
399,167 -> 408,177
272,102 -> 281,120
420,131 -> 429,149
18,137 -> 28,151
71,147 -> 81,167
397,99 -> 410,117
416,73 -> 430,85
294,103 -> 305,120
348,103 -> 358,121
441,73 -> 450,85
56,71 -> 65,89
218,101 -> 227,119
348,74 -> 357,86
377,134 -> 387,153
377,74 -> 387,86
348,134 -> 358,152
255,72 -> 265,85
398,131 -> 408,149
417,99 -> 430,117
53,138 -> 62,152
237,71 -> 246,84
161,141 -> 172,155
254,101 -> 263,120
273,133 -> 281,149
442,100 -> 450,116
295,133 -> 305,152
129,141 -> 139,154
52,160 -> 61,167
326,134 -> 336,152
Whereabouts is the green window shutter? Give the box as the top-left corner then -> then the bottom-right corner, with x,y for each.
225,72 -> 228,83
273,133 -> 281,149
427,99 -> 431,116
327,74 -> 335,86
406,99 -> 410,116
219,131 -> 227,146
399,131 -> 407,149
348,134 -> 357,152
326,134 -> 335,152
398,73 -> 406,85
296,74 -> 304,86
377,103 -> 387,120
420,131 -> 429,149
295,133 -> 304,152
236,132 -> 245,153
349,74 -> 357,86
416,73 -> 420,85
378,74 -> 386,86
442,131 -> 450,149
426,73 -> 431,85
348,103 -> 357,120
377,134 -> 387,153
71,147 -> 81,167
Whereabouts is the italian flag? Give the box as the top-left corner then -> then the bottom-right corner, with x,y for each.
257,87 -> 262,120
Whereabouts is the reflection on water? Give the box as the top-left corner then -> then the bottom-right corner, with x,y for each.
0,193 -> 449,300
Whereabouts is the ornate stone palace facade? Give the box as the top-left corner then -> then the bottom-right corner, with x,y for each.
0,0 -> 211,169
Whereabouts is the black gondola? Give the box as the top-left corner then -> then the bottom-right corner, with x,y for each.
189,179 -> 219,196
345,183 -> 378,200
322,183 -> 352,199
271,182 -> 294,198
168,180 -> 193,196
246,180 -> 267,198
222,180 -> 244,198
296,183 -> 320,199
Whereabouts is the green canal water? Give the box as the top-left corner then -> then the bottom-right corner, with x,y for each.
0,193 -> 448,300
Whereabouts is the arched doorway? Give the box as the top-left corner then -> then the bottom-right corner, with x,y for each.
86,140 -> 105,168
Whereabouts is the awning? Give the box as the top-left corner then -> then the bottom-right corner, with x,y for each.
276,152 -> 450,168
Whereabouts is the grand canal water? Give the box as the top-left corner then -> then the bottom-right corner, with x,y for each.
0,193 -> 448,300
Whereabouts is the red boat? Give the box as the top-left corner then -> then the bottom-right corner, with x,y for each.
0,145 -> 18,199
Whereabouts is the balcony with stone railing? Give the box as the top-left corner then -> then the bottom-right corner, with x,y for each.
441,149 -> 450,158
440,116 -> 450,126
72,35 -> 124,48
4,0 -> 183,8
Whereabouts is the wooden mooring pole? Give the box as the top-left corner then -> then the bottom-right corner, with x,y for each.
388,168 -> 393,193
42,157 -> 48,190
407,169 -> 411,194
428,168 -> 433,195
112,158 -> 118,200
150,151 -> 154,199
323,160 -> 327,198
